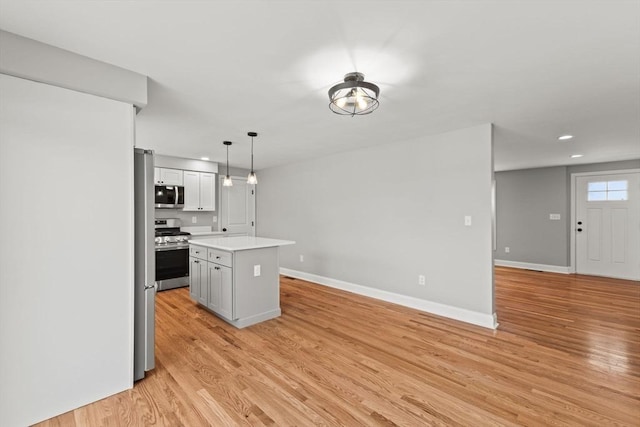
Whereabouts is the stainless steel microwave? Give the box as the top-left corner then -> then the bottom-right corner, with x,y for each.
155,185 -> 184,208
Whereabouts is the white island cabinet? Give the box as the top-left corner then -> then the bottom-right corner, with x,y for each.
189,236 -> 294,328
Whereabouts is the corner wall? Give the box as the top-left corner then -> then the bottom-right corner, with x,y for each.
257,124 -> 495,327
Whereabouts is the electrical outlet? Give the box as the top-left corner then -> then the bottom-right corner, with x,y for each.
418,275 -> 426,286
505,247 -> 510,253
464,216 -> 472,226
254,265 -> 261,277
299,254 -> 304,262
549,214 -> 561,220
191,216 -> 197,224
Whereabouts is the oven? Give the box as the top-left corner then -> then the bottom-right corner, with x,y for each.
155,245 -> 189,288
155,219 -> 190,291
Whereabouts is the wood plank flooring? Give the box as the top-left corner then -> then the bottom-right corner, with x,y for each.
37,267 -> 639,426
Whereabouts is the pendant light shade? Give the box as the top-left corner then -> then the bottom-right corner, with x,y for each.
328,72 -> 380,116
222,141 -> 233,187
247,132 -> 258,185
247,171 -> 258,185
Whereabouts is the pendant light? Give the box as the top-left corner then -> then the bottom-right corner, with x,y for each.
328,72 -> 380,116
247,131 -> 258,185
222,141 -> 233,187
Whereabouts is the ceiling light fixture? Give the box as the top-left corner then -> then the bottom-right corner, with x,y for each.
222,141 -> 233,187
571,154 -> 584,158
328,72 -> 380,116
558,135 -> 574,140
201,157 -> 210,161
247,132 -> 258,185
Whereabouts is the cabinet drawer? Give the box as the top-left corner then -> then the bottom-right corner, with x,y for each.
190,246 -> 207,260
208,248 -> 232,267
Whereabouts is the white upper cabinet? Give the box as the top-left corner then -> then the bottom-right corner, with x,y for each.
154,167 -> 183,186
199,173 -> 216,210
183,171 -> 200,210
183,171 -> 216,211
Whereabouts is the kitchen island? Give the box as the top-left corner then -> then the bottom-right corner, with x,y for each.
189,236 -> 295,328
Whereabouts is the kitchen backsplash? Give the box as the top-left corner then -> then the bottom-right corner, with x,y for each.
155,209 -> 217,229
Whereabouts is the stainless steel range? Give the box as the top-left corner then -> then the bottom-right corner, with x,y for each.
155,219 -> 190,290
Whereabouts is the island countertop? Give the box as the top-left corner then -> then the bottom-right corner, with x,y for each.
189,236 -> 295,252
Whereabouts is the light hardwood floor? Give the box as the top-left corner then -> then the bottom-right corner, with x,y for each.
37,267 -> 639,426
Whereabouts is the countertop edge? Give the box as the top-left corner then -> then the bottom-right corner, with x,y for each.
189,237 -> 295,252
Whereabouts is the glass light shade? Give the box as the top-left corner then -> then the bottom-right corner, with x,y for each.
222,175 -> 233,187
330,86 -> 378,115
328,72 -> 380,116
247,171 -> 258,185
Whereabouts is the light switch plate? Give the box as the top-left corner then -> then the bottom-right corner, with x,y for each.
254,265 -> 261,277
464,216 -> 472,226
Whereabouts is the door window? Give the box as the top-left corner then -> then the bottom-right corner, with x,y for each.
587,180 -> 628,201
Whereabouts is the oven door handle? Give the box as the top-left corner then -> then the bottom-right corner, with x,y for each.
155,245 -> 190,251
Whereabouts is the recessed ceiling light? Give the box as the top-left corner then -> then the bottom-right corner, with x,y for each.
200,157 -> 209,161
558,135 -> 573,140
570,154 -> 584,158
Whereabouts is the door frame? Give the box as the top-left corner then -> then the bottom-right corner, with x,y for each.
569,168 -> 640,274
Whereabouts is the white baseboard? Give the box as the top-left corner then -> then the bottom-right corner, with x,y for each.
494,259 -> 571,274
280,268 -> 498,330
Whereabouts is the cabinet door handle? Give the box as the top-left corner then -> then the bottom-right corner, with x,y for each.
215,266 -> 220,270
216,256 -> 220,259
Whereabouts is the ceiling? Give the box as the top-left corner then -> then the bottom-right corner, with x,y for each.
0,1 -> 638,172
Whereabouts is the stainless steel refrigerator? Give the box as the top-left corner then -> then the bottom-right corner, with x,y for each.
134,148 -> 156,381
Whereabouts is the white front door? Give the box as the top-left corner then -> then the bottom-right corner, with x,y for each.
576,172 -> 640,280
219,176 -> 256,236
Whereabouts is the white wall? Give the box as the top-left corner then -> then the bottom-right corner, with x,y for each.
0,75 -> 135,425
257,124 -> 496,327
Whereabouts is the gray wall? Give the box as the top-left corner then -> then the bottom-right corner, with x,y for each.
257,124 -> 495,317
495,166 -> 568,265
496,159 -> 640,266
